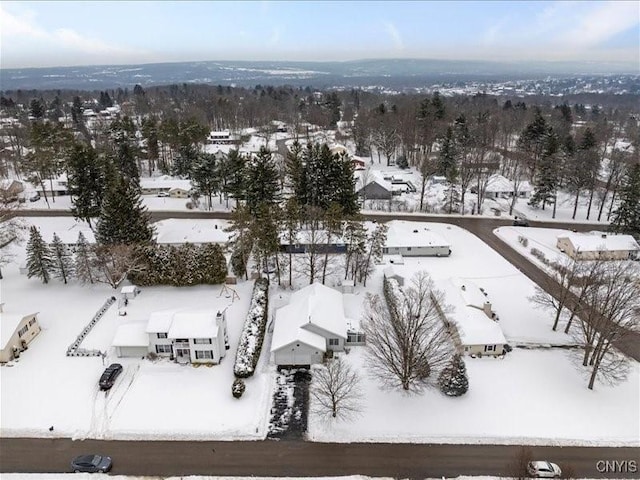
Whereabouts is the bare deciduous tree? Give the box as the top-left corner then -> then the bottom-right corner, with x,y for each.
311,357 -> 363,420
91,244 -> 144,289
576,261 -> 638,390
362,271 -> 453,392
0,199 -> 26,278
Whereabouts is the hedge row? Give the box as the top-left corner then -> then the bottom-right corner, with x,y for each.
234,278 -> 269,378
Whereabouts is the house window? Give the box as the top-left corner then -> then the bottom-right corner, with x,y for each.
175,348 -> 190,358
29,319 -> 36,326
195,350 -> 213,359
155,344 -> 172,354
407,247 -> 412,251
17,325 -> 29,337
175,338 -> 189,343
157,333 -> 167,339
194,338 -> 212,344
347,333 -> 365,343
383,248 -> 389,254
329,338 -> 339,346
484,345 -> 495,352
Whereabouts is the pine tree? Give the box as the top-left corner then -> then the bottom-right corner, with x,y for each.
245,146 -> 280,216
68,142 -> 106,227
190,152 -> 220,210
610,163 -> 640,239
50,233 -> 74,284
199,243 -> 228,284
224,149 -> 247,205
438,354 -> 469,397
74,231 -> 95,284
26,226 -> 54,284
96,167 -> 154,246
529,130 -> 560,210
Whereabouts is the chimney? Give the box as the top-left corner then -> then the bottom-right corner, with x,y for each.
482,301 -> 493,318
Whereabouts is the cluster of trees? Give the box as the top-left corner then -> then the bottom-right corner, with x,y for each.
531,256 -> 639,390
129,243 -> 227,286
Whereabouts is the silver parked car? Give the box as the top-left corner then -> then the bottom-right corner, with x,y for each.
527,461 -> 562,478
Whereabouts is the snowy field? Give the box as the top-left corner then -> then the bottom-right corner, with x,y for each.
2,218 -> 638,445
1,218 -> 272,440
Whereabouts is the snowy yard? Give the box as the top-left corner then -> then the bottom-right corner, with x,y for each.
2,217 -> 638,446
1,218 -> 273,440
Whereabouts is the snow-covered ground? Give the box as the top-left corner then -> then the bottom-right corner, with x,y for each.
1,218 -> 272,440
3,218 -> 637,445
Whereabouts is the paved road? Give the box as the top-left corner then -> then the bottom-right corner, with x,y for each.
1,438 -> 639,477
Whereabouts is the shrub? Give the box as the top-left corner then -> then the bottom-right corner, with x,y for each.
438,354 -> 469,396
232,378 -> 246,398
234,278 -> 269,378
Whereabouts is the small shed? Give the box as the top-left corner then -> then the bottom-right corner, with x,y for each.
121,285 -> 140,300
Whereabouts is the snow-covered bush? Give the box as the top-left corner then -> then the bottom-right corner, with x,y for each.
232,378 -> 246,398
438,354 -> 469,397
234,278 -> 269,378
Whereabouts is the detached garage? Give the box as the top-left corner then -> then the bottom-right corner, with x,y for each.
112,323 -> 149,358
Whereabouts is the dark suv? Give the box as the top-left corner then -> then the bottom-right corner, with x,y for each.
513,217 -> 530,227
99,363 -> 123,390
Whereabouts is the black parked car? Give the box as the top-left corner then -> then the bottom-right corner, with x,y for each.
70,454 -> 112,473
99,363 -> 123,390
513,217 -> 530,227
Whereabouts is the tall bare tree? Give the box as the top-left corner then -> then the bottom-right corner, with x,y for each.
311,357 -> 363,420
362,271 -> 453,392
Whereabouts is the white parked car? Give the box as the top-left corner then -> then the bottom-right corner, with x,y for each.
527,461 -> 562,478
157,191 -> 170,197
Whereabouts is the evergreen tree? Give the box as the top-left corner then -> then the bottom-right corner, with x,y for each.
610,163 -> 640,239
226,204 -> 253,279
224,149 -> 247,205
50,233 -> 74,284
96,167 -> 154,245
518,107 -> 549,179
438,354 -> 469,397
437,127 -> 458,181
285,141 -> 306,202
199,244 -> 228,284
245,146 -> 280,216
74,232 -> 95,284
190,152 -> 220,210
529,130 -> 560,210
68,142 -> 106,226
26,226 -> 54,284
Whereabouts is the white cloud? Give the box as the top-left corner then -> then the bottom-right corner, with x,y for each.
383,22 -> 403,50
0,4 -> 145,67
557,1 -> 640,48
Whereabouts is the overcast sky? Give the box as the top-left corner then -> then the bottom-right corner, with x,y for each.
1,1 -> 639,69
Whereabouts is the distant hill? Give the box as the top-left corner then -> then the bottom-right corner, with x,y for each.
1,58 -> 637,91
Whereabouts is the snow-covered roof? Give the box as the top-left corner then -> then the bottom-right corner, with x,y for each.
154,219 -> 230,245
558,233 -> 640,253
354,170 -> 392,192
450,278 -> 488,310
168,311 -> 219,339
385,221 -> 450,248
0,311 -> 38,350
112,322 -> 149,347
383,266 -> 400,278
271,283 -> 347,352
120,286 -> 138,294
485,174 -> 532,193
45,224 -> 95,245
440,279 -> 506,347
146,310 -> 178,334
139,178 -> 192,191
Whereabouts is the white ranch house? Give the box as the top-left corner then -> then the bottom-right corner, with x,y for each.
271,283 -> 364,366
112,309 -> 229,364
153,219 -> 230,246
140,176 -> 192,196
383,220 -> 451,257
556,233 -> 640,261
0,304 -> 41,363
439,278 -> 507,357
481,174 -> 532,199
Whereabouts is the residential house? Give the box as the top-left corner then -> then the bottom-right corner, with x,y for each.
153,219 -> 230,246
480,174 -> 532,200
0,304 -> 41,363
383,220 -> 451,257
0,179 -> 25,202
112,322 -> 149,358
439,278 -> 507,357
556,233 -> 640,261
355,170 -> 393,200
279,229 -> 346,254
36,173 -> 69,196
145,309 -> 229,364
271,283 -> 365,366
140,176 -> 192,196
